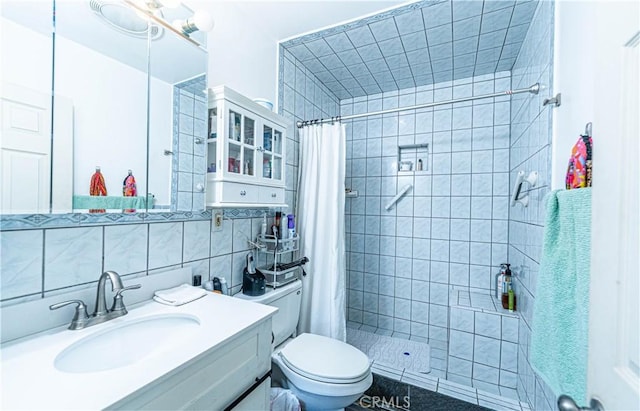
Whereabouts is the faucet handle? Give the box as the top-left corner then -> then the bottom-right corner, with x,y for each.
49,300 -> 90,329
110,284 -> 142,315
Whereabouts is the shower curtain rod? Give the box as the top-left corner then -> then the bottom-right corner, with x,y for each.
296,83 -> 540,128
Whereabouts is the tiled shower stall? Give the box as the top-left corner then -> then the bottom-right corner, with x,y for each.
279,0 -> 556,409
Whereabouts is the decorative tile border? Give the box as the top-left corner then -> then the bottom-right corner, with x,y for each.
0,208 -> 274,230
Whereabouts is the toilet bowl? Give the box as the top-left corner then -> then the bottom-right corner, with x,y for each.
236,280 -> 372,410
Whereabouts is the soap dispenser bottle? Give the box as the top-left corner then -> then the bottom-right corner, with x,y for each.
495,264 -> 506,299
501,264 -> 513,309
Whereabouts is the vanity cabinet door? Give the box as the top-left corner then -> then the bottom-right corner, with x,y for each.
230,377 -> 270,411
109,318 -> 272,410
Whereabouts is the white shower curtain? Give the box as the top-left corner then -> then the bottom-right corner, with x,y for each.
296,123 -> 346,341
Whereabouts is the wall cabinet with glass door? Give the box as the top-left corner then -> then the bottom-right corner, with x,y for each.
206,85 -> 286,207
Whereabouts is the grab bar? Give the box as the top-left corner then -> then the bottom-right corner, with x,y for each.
385,184 -> 412,211
511,171 -> 538,207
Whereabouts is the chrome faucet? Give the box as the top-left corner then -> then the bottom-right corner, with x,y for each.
50,271 -> 141,330
94,270 -> 124,317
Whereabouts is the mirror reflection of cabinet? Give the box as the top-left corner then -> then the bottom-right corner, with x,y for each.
206,86 -> 286,207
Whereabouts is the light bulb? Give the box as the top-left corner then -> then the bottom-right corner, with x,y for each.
191,10 -> 214,32
173,10 -> 214,35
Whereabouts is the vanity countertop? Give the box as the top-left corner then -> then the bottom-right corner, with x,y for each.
1,293 -> 277,410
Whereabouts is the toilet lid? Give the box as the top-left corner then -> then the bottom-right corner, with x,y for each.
279,333 -> 371,384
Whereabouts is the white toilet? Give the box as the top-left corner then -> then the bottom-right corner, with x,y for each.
236,279 -> 372,411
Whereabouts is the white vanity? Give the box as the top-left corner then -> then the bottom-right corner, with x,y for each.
1,282 -> 277,410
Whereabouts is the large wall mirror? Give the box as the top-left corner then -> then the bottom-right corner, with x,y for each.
0,0 -> 208,217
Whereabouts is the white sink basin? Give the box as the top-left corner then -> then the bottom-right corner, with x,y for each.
54,314 -> 200,373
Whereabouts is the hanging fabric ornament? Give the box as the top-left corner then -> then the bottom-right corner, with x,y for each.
123,170 -> 137,213
89,167 -> 107,213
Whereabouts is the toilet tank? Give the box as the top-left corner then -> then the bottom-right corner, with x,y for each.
236,280 -> 302,346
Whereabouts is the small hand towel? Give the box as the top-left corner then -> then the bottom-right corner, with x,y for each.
530,188 -> 592,404
153,284 -> 207,306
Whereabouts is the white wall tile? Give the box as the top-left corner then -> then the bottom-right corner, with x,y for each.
429,282 -> 449,305
429,303 -> 448,327
475,312 -> 502,337
1,230 -> 43,299
232,218 -> 252,252
211,216 -> 232,256
148,222 -> 183,270
450,307 -> 474,332
473,362 -> 500,384
501,341 -> 519,373
449,356 -> 473,377
45,227 -> 103,290
450,329 -> 474,360
471,219 -> 492,243
474,334 -> 501,368
411,280 -> 430,302
184,258 -> 209,284
502,316 -> 519,342
104,224 -> 148,275
183,220 -> 211,262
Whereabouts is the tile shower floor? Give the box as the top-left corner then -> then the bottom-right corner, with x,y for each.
346,325 -> 531,411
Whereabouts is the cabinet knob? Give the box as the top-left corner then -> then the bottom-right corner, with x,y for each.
271,193 -> 276,198
240,190 -> 246,196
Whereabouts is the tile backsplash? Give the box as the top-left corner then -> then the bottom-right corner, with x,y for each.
0,216 -> 267,305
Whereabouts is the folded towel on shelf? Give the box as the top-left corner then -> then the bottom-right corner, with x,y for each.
153,284 -> 207,306
530,188 -> 592,404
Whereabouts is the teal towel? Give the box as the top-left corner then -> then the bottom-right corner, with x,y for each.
72,195 -> 147,210
530,188 -> 592,404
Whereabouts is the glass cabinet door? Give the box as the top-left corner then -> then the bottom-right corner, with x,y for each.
227,105 -> 256,178
272,129 -> 282,181
261,123 -> 283,183
207,107 -> 217,173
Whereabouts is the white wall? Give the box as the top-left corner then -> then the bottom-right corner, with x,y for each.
1,18 -> 52,93
201,3 -> 280,104
551,1 -> 639,189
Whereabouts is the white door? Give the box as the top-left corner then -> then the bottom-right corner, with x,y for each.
0,83 -> 51,213
586,2 -> 639,410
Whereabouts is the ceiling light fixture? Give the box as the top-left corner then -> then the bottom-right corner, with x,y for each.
123,0 -> 210,47
89,0 -> 163,40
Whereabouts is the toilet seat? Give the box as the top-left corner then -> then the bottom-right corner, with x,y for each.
277,333 -> 371,384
